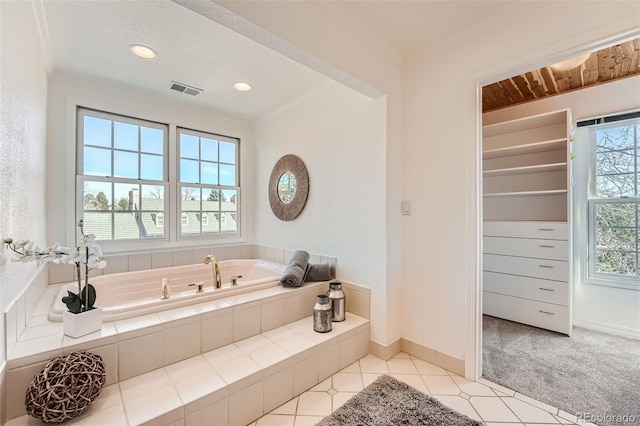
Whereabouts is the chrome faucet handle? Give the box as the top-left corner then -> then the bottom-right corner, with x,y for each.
189,281 -> 205,293
230,275 -> 243,286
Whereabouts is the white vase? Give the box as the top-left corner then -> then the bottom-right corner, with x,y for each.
63,307 -> 103,338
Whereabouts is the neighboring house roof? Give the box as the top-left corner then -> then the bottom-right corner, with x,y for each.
83,197 -> 237,240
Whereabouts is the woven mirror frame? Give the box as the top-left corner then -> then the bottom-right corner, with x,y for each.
269,154 -> 309,221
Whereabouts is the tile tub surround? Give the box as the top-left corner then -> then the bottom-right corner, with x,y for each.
5,315 -> 370,426
4,278 -> 370,422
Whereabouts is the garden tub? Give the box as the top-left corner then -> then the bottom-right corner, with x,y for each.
49,259 -> 285,322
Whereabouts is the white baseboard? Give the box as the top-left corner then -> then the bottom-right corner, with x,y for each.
573,318 -> 640,340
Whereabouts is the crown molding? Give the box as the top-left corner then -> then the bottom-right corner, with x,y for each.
309,1 -> 403,68
31,0 -> 55,74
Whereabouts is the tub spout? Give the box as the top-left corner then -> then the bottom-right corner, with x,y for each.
204,255 -> 222,289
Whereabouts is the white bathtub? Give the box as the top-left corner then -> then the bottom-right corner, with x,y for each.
49,259 -> 285,322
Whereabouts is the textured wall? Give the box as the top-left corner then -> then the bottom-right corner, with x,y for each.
0,0 -> 48,346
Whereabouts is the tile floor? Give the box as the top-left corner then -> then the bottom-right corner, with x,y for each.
251,352 -> 585,426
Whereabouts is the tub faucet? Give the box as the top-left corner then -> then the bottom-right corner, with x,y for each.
204,255 -> 222,289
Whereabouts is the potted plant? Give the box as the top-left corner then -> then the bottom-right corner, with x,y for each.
3,220 -> 107,338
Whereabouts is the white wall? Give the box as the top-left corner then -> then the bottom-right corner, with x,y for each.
210,0 -> 404,348
402,3 -> 640,365
253,83 -> 388,341
0,1 -> 49,368
484,76 -> 640,338
46,71 -> 255,250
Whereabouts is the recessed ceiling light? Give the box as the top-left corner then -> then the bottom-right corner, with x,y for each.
234,82 -> 252,92
129,44 -> 157,60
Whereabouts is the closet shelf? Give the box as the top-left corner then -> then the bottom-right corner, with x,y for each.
483,138 -> 567,159
483,162 -> 567,177
484,189 -> 567,198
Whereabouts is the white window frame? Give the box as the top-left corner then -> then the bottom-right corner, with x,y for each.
580,114 -> 640,291
76,107 -> 242,250
177,127 -> 240,239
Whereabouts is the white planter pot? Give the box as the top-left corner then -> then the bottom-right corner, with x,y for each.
63,307 -> 103,338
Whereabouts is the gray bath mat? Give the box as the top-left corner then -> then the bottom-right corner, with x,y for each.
316,375 -> 482,426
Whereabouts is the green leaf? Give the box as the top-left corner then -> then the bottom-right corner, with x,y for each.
80,284 -> 97,310
62,291 -> 82,314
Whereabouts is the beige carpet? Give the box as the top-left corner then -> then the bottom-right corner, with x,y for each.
482,315 -> 640,426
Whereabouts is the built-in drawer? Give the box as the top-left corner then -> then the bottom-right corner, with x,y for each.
484,221 -> 568,240
483,271 -> 569,306
483,291 -> 571,335
483,253 -> 568,282
483,236 -> 569,261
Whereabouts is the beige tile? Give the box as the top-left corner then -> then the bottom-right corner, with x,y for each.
261,299 -> 286,332
422,375 -> 460,395
331,372 -> 363,392
124,386 -> 182,426
228,380 -> 263,426
296,392 -> 332,416
171,250 -> 192,266
387,358 -> 419,374
362,372 -> 384,387
233,304 -> 261,341
164,356 -> 212,381
84,383 -> 122,412
263,368 -> 294,414
332,391 -> 357,411
263,326 -> 296,343
203,344 -> 243,366
451,376 -> 495,396
118,332 -> 164,380
157,306 -> 199,323
338,337 -> 358,370
271,397 -> 299,415
502,397 -> 559,423
469,396 -> 521,423
151,251 -> 173,269
293,354 -> 318,395
119,368 -> 171,401
309,378 -> 332,392
256,414 -> 295,426
201,311 -> 233,352
71,402 -> 128,426
277,335 -> 316,356
478,378 -> 516,396
214,356 -> 262,389
412,358 -> 448,375
174,369 -> 226,407
128,253 -> 152,271
293,415 -> 325,426
433,395 -> 483,422
359,356 -> 389,374
163,321 -> 201,365
389,374 -> 429,394
340,361 -> 360,374
236,335 -> 272,354
249,344 -> 290,370
115,314 -> 162,339
514,392 -> 558,414
184,397 -> 227,426
5,361 -> 48,420
85,344 -> 118,385
318,344 -> 340,382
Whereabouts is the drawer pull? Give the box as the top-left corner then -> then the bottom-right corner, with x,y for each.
539,244 -> 555,248
539,228 -> 555,231
539,310 -> 555,315
539,264 -> 554,268
539,287 -> 555,292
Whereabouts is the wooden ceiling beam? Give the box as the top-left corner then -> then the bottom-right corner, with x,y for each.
540,67 -> 558,94
501,79 -> 526,103
511,75 -> 535,100
525,71 -> 547,98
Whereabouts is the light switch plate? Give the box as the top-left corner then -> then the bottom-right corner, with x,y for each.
401,200 -> 411,215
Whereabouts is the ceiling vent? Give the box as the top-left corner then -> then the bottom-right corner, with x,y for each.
169,81 -> 202,96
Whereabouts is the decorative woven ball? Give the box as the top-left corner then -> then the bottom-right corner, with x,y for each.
25,351 -> 106,423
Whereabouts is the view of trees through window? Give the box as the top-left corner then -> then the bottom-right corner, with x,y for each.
591,118 -> 640,279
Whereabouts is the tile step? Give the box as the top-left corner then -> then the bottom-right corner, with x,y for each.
6,314 -> 370,426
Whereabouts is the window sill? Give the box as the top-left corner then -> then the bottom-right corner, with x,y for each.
99,237 -> 247,256
581,276 -> 640,292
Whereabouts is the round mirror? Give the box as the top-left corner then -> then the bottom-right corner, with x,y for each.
269,155 -> 309,221
278,172 -> 297,204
